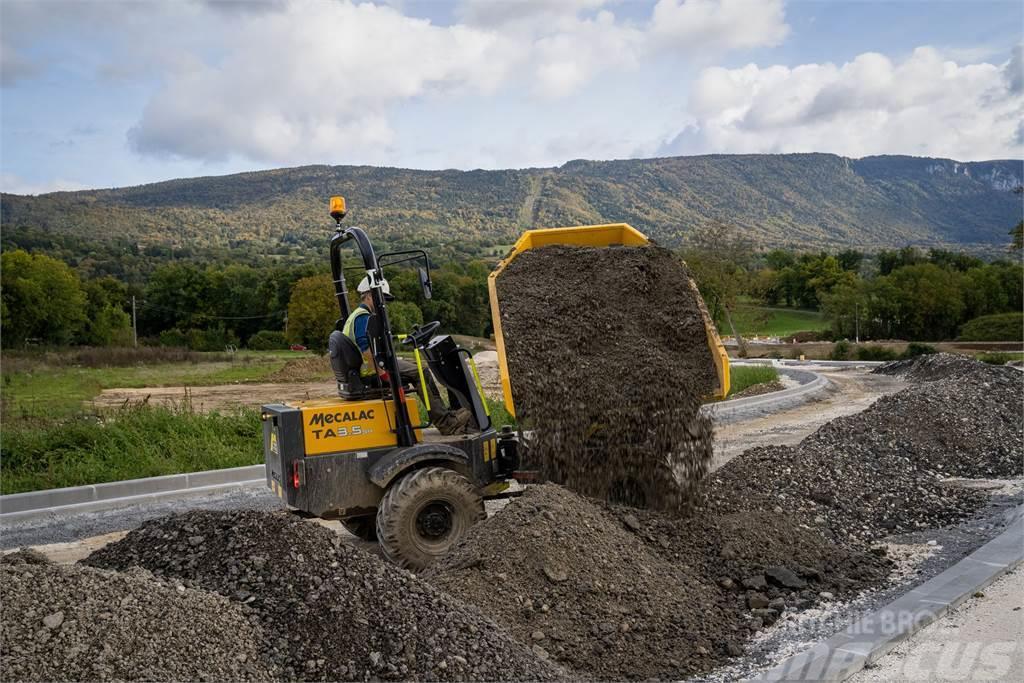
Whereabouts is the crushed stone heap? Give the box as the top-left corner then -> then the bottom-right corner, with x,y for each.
84,509 -> 564,682
496,244 -> 717,513
427,484 -> 887,680
873,351 -> 1016,383
1,562 -> 275,682
709,355 -> 1024,541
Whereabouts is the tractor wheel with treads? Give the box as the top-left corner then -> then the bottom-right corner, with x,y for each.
376,466 -> 485,571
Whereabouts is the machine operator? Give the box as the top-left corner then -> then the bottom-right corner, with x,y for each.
334,277 -> 472,436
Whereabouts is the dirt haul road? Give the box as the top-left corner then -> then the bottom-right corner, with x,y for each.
712,366 -> 907,470
92,381 -> 336,411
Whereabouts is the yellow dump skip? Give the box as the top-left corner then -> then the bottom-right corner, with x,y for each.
487,223 -> 730,417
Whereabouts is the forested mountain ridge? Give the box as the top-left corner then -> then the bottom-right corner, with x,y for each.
3,153 -> 1021,256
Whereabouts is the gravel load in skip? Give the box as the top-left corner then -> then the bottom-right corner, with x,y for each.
1,562 -> 274,681
709,355 -> 1024,542
427,485 -> 886,680
85,509 -> 564,682
496,244 -> 716,512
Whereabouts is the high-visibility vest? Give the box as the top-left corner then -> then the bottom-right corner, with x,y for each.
342,307 -> 375,377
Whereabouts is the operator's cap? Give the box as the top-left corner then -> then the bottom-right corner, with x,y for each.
357,275 -> 395,301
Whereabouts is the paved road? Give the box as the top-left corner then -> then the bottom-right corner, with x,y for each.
849,568 -> 1024,682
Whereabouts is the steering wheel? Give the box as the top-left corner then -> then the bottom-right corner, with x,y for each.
402,320 -> 441,347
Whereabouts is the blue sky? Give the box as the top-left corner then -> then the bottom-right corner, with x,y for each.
1,0 -> 1021,194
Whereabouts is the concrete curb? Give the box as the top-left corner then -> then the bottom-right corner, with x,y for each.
0,464 -> 265,523
748,504 -> 1024,682
738,359 -> 887,369
704,367 -> 831,424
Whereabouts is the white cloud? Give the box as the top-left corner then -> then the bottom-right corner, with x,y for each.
0,173 -> 87,195
129,0 -> 523,163
457,0 -> 609,29
664,46 -> 1024,161
649,0 -> 788,51
126,0 -> 790,162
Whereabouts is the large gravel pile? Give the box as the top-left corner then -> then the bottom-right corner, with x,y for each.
85,509 -> 563,682
604,506 -> 889,602
1,562 -> 274,681
427,484 -> 743,680
496,244 -> 716,512
873,352 -> 1013,383
709,356 -> 1023,541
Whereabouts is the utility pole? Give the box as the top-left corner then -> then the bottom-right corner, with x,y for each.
855,302 -> 860,344
132,296 -> 138,347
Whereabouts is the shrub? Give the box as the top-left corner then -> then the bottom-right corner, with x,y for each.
71,346 -> 227,367
976,352 -> 1016,365
902,342 -> 938,359
159,328 -> 189,347
248,330 -> 287,350
1,405 -> 261,494
187,325 -> 239,352
829,340 -> 852,360
958,312 -> 1023,341
789,330 -> 834,343
855,345 -> 899,361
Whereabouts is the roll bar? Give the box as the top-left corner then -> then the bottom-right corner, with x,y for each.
329,225 -> 416,447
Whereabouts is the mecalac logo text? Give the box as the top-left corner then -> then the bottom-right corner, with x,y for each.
308,409 -> 375,427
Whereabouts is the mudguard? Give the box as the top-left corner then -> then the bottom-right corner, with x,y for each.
368,443 -> 471,489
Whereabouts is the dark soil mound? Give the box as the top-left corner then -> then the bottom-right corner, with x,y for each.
605,506 -> 889,601
708,367 -> 1024,541
426,485 -> 744,680
268,355 -> 331,382
1,547 -> 52,565
85,509 -> 563,682
496,244 -> 716,512
1,562 -> 274,681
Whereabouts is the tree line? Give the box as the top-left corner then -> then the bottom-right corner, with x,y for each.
3,232 -> 1021,350
681,224 -> 1022,343
0,249 -> 495,350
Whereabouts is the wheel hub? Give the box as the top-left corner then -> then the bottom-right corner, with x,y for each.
416,501 -> 454,539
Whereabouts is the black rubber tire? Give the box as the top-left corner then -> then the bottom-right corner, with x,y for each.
375,466 -> 485,571
340,515 -> 378,542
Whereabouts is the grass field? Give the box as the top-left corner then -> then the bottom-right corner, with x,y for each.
2,405 -> 262,494
730,304 -> 828,338
2,350 -> 297,419
726,365 -> 780,397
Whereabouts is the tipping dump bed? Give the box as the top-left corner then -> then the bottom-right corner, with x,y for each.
486,223 -> 730,417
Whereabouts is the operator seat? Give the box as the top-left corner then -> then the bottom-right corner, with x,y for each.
328,330 -> 382,400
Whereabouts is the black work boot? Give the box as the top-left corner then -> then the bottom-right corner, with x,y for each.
436,408 -> 473,436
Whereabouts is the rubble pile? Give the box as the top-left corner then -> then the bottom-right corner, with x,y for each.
709,355 -> 1023,540
1,562 -> 275,681
428,485 -> 886,679
427,484 -> 743,680
85,509 -> 564,682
